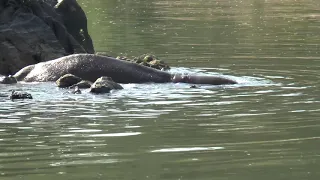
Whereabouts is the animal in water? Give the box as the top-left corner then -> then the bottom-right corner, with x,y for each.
13,54 -> 237,85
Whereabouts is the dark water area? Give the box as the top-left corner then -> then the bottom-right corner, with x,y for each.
0,0 -> 319,180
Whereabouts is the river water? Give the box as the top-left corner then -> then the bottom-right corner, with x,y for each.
0,0 -> 319,179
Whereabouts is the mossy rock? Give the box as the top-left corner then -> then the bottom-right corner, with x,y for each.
149,59 -> 170,70
116,54 -> 170,70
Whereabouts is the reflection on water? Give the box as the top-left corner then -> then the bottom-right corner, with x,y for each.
1,0 -> 320,179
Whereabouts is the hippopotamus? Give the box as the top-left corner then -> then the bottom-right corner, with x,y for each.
13,54 -> 237,85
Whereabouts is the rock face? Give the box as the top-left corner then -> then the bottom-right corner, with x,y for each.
0,0 -> 94,75
90,76 -> 123,94
55,0 -> 94,54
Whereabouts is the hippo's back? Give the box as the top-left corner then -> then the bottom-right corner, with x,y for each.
14,54 -> 172,83
13,54 -> 89,82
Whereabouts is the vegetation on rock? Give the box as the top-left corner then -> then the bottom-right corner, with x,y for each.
116,54 -> 170,71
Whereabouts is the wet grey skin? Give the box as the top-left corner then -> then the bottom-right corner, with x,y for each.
13,54 -> 237,85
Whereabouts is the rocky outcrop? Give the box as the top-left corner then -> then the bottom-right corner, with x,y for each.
0,0 -> 94,75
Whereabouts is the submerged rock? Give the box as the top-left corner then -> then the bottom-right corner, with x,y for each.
0,75 -> 17,84
69,80 -> 92,89
10,90 -> 33,100
90,76 -> 123,94
190,85 -> 199,88
56,74 -> 82,88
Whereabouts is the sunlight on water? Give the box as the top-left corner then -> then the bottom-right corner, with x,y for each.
50,159 -> 119,167
151,146 -> 225,153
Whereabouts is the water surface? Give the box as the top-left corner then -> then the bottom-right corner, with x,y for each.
0,0 -> 319,179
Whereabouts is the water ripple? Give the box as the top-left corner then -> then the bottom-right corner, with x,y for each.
151,146 -> 225,153
88,132 -> 142,137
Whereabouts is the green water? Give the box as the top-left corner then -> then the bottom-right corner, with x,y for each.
0,0 -> 319,179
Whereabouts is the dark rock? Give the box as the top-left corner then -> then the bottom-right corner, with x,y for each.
90,76 -> 123,94
56,74 -> 82,88
55,0 -> 94,54
0,0 -> 94,75
69,80 -> 92,89
0,75 -> 17,84
10,90 -> 33,100
0,9 -> 66,75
